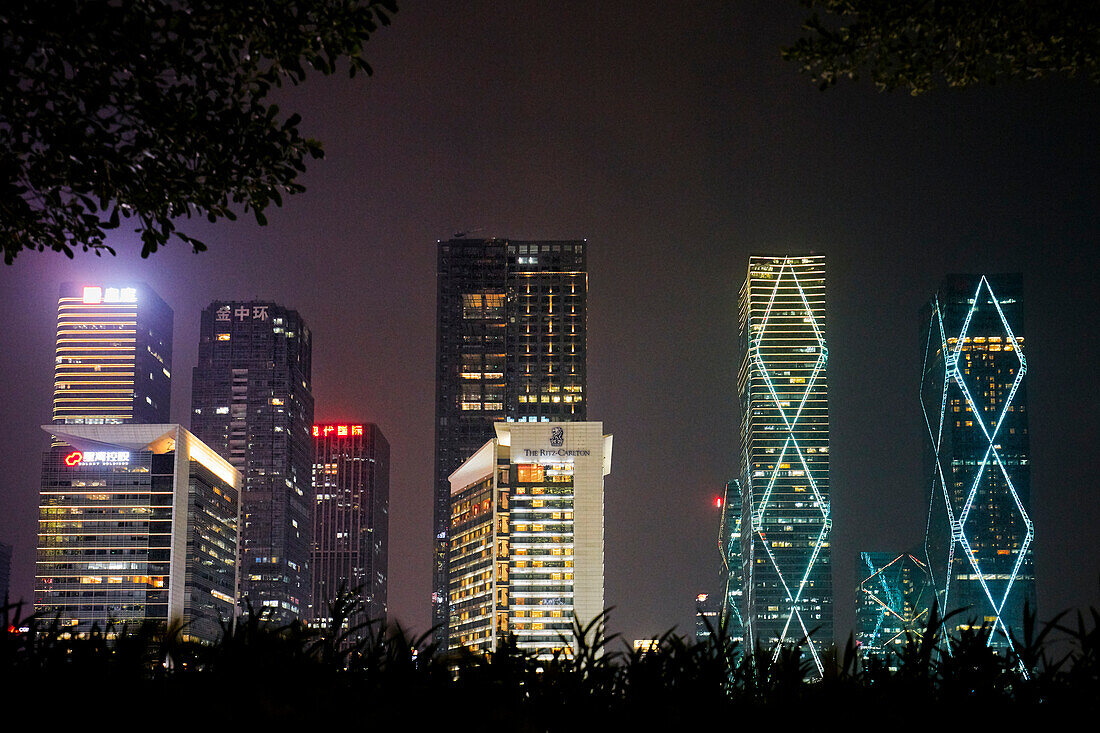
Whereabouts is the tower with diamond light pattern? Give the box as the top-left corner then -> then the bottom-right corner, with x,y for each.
921,274 -> 1034,651
737,254 -> 832,675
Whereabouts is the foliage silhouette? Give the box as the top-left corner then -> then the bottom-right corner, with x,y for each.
4,592 -> 1099,724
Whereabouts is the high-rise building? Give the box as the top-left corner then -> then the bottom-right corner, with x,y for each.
310,422 -> 389,631
191,301 -> 315,622
34,424 -> 239,642
446,421 -> 611,659
921,274 -> 1033,650
0,540 -> 11,603
433,237 -> 588,645
737,253 -> 831,675
53,283 -> 172,426
855,551 -> 933,665
718,479 -> 745,643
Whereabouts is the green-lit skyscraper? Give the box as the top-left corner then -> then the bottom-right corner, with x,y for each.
737,254 -> 831,675
921,274 -> 1034,650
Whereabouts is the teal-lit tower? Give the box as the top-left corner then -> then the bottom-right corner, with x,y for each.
719,479 -> 744,643
855,551 -> 933,665
921,274 -> 1034,651
737,254 -> 831,675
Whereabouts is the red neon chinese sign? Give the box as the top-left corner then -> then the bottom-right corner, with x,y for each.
313,424 -> 365,438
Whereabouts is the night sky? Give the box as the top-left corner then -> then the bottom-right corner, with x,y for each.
1,2 -> 1097,644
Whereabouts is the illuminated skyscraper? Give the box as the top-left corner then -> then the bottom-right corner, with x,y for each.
719,479 -> 745,643
310,422 -> 389,630
447,422 -> 612,659
35,424 -> 239,642
921,274 -> 1033,650
737,253 -> 831,674
433,238 -> 588,646
191,302 -> 315,622
855,551 -> 933,665
53,283 -> 172,426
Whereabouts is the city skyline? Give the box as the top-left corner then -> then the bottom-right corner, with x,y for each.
0,3 -> 1096,645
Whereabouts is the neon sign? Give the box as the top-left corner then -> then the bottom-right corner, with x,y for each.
65,450 -> 130,466
83,286 -> 137,304
313,424 -> 365,438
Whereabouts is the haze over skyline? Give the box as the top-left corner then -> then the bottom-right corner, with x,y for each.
1,2 -> 1097,643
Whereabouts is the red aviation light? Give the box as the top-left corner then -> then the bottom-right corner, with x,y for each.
714,496 -> 723,509
64,451 -> 83,467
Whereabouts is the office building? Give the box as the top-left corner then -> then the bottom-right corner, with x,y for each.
191,301 -> 315,621
0,541 -> 11,603
921,274 -> 1034,650
53,282 -> 172,426
737,253 -> 832,675
34,424 -> 239,642
855,551 -> 933,665
447,421 -> 611,659
310,422 -> 389,631
718,479 -> 745,643
433,237 -> 588,645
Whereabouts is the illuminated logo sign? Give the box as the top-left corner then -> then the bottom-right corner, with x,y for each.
65,450 -> 130,466
313,424 -> 364,438
82,286 -> 137,304
550,427 -> 564,447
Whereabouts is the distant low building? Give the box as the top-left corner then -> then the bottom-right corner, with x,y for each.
35,424 -> 240,642
695,592 -> 721,644
855,551 -> 933,666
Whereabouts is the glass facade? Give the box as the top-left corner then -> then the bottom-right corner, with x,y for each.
34,425 -> 239,643
719,479 -> 745,643
191,301 -> 314,622
433,238 -> 588,646
448,472 -> 504,653
737,254 -> 831,674
310,423 -> 389,632
921,274 -> 1034,650
53,282 -> 172,426
855,551 -> 933,665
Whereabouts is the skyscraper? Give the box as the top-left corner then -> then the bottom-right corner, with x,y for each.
855,551 -> 933,665
446,421 -> 612,659
310,422 -> 389,631
191,301 -> 315,622
433,237 -> 588,645
921,274 -> 1033,650
737,253 -> 831,674
35,424 -> 239,642
53,283 -> 172,426
719,479 -> 745,642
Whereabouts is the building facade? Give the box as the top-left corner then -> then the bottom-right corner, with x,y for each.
191,301 -> 315,621
737,254 -> 831,674
433,238 -> 588,645
35,424 -> 239,642
921,274 -> 1033,649
53,283 -> 173,426
719,479 -> 745,643
447,422 -> 612,659
855,551 -> 933,664
310,422 -> 389,630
